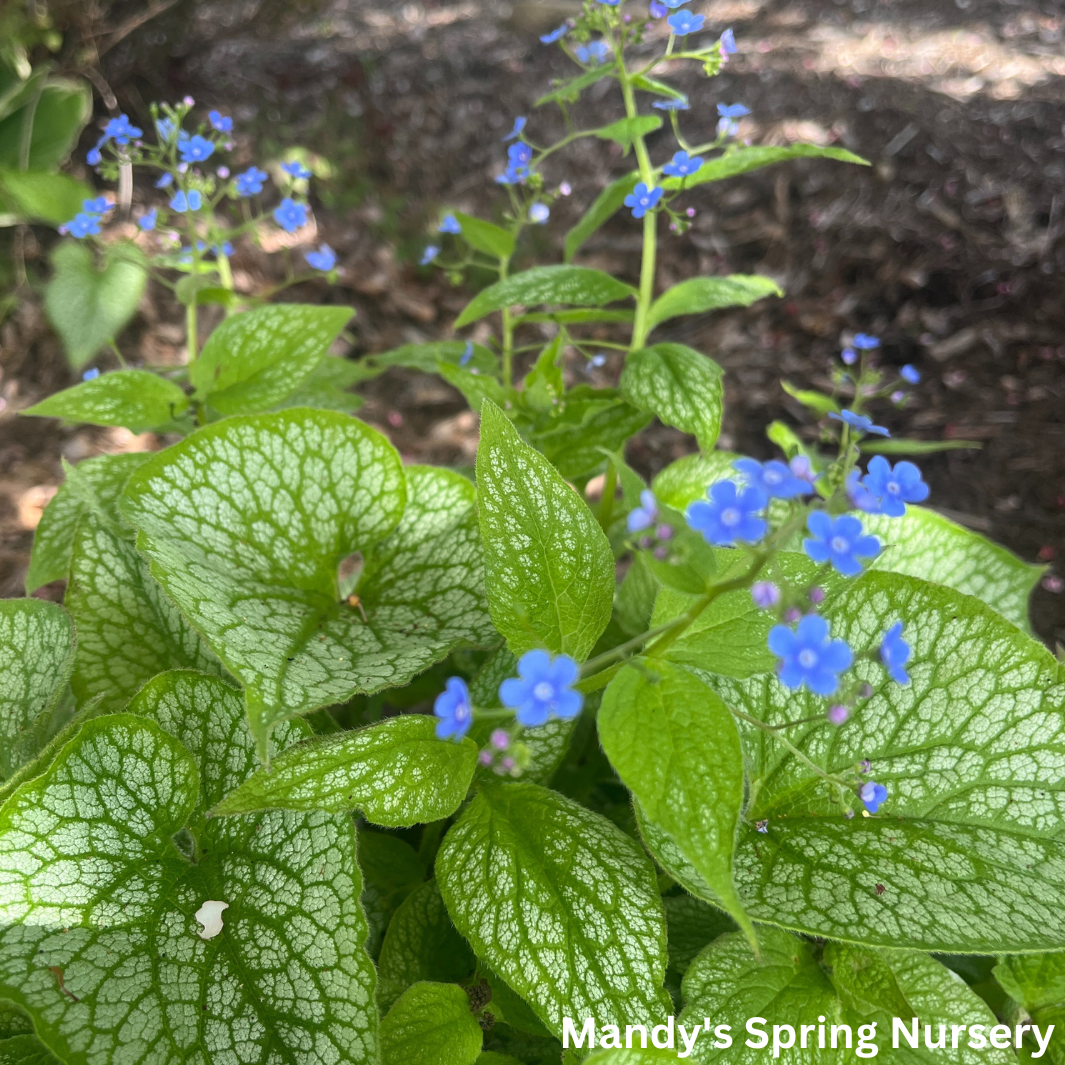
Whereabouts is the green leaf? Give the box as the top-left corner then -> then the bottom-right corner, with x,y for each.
600,661 -> 752,939
0,600 -> 73,780
120,416 -> 495,755
456,266 -> 636,328
211,713 -> 478,825
663,894 -> 735,977
26,452 -> 150,593
620,343 -> 723,449
44,241 -> 147,369
0,169 -> 90,224
377,878 -> 476,1012
535,66 -> 614,107
641,528 -> 719,596
646,274 -> 782,334
273,352 -> 369,412
781,379 -> 839,415
707,570 -> 1065,952
0,671 -> 379,1065
0,1001 -> 60,1064
564,173 -> 639,263
594,116 -> 662,154
360,829 -> 428,957
381,982 -> 483,1065
190,303 -> 353,415
616,553 -> 657,637
0,78 -> 91,170
371,340 -> 499,377
477,400 -> 613,661
584,1053 -> 679,1064
436,781 -> 667,1038
438,360 -> 511,414
22,369 -> 189,432
863,506 -> 1043,632
515,310 -> 635,327
860,437 -> 982,455
454,211 -> 515,260
662,144 -> 869,192
651,451 -> 738,510
994,953 -> 1065,1012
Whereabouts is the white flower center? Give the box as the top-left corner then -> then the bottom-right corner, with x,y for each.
886,482 -> 900,494
533,682 -> 554,702
798,649 -> 818,670
765,470 -> 782,484
721,507 -> 741,527
830,536 -> 850,553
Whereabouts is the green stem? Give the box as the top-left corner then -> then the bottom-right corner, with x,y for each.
109,340 -> 128,368
730,706 -> 851,791
499,253 -> 514,388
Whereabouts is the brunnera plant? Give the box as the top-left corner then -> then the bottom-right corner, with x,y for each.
2,1 -> 1061,1063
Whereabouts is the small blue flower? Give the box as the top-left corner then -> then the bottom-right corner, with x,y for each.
853,333 -> 880,350
627,490 -> 658,534
82,368 -> 101,381
504,116 -> 527,141
434,676 -> 473,740
652,96 -> 690,111
439,213 -> 462,234
667,10 -> 704,34
768,614 -> 853,696
828,409 -> 890,437
900,364 -> 920,384
598,0 -> 621,5
861,456 -> 929,518
208,110 -> 233,133
661,0 -> 691,7
87,146 -> 103,166
155,172 -> 174,189
496,165 -> 525,186
841,346 -> 858,366
459,341 -> 474,367
803,511 -> 880,577
178,134 -> 215,163
508,142 -> 533,168
211,241 -> 234,257
575,40 -> 611,64
687,480 -> 767,546
156,117 -> 178,142
717,103 -> 750,119
733,457 -> 812,500
138,208 -> 158,231
589,353 -> 607,368
169,190 -> 202,213
281,161 -> 313,180
860,780 -> 888,814
662,150 -> 704,178
103,114 -> 142,145
529,202 -> 550,224
499,650 -> 582,727
751,581 -> 780,609
845,469 -> 881,514
420,244 -> 440,265
273,196 -> 307,232
623,182 -> 663,219
305,243 -> 337,271
720,27 -> 737,53
235,166 -> 268,196
540,23 -> 569,44
649,1 -> 668,16
63,212 -> 101,238
82,197 -> 111,215
880,621 -> 911,685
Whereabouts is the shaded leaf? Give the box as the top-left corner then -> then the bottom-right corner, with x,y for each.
381,982 -> 483,1065
646,275 -> 782,333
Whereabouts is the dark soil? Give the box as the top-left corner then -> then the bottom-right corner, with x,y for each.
2,0 -> 1063,643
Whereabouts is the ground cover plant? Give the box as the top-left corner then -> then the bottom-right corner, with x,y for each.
0,1 -> 1062,1063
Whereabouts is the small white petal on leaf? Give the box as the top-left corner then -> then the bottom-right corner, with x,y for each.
194,899 -> 229,939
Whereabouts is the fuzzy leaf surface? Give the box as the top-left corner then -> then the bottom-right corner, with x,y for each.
380,982 -> 482,1065
646,275 -> 781,333
22,371 -> 189,432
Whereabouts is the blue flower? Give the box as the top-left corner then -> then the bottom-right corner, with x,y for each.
155,172 -> 174,189
662,150 -> 704,177
420,244 -> 439,265
82,197 -> 111,215
138,208 -> 158,231
661,0 -> 691,6
208,110 -> 233,132
273,197 -> 307,232
460,341 -> 474,366
169,190 -> 202,213
499,650 -> 582,727
529,202 -> 550,224
281,161 -> 313,180
717,103 -> 750,119
861,456 -> 929,518
828,409 -> 890,437
803,511 -> 880,577
211,241 -> 234,257
156,117 -> 178,142
900,364 -> 920,384
652,96 -> 690,111
720,27 -> 737,53
305,243 -> 337,271
599,0 -> 621,5
667,10 -> 704,34
853,332 -> 880,350
540,23 -> 569,44
860,780 -> 888,814
733,457 -> 812,500
627,490 -> 658,533
103,114 -> 142,145
841,346 -> 858,366
768,614 -> 853,696
845,469 -> 882,514
178,134 -> 215,163
504,116 -> 527,141
235,166 -> 267,196
63,212 -> 101,238
624,182 -> 663,219
439,213 -> 462,234
649,0 -> 668,15
508,142 -> 533,168
82,368 -> 101,381
434,676 -> 473,740
880,620 -> 911,685
687,480 -> 767,546
87,141 -> 104,166
575,40 -> 611,64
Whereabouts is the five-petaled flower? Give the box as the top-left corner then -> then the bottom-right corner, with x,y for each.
500,651 -> 582,727
860,780 -> 888,814
439,213 -> 462,234
880,621 -> 911,685
434,676 -> 473,740
687,480 -> 767,546
235,166 -> 268,196
103,114 -> 142,145
768,614 -> 853,696
178,134 -> 215,163
803,512 -> 880,577
860,456 -> 929,517
652,97 -> 690,111
273,197 -> 307,232
624,182 -> 663,218
667,10 -> 704,33
540,23 -> 569,44
828,409 -> 890,437
169,190 -> 202,213
208,110 -> 233,132
662,150 -> 704,177
576,40 -> 611,64
627,490 -> 658,533
62,212 -> 100,238
282,160 -> 313,180
305,244 -> 336,271
733,457 -> 812,499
